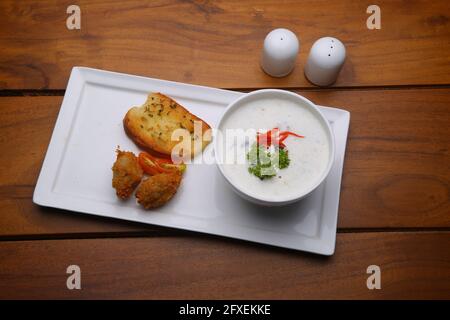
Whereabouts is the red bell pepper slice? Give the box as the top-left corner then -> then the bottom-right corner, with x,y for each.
257,128 -> 304,149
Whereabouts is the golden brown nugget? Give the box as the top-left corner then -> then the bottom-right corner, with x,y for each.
135,172 -> 182,209
112,149 -> 143,199
123,93 -> 211,158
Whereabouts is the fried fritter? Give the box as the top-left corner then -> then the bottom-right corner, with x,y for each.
112,149 -> 143,199
135,172 -> 182,209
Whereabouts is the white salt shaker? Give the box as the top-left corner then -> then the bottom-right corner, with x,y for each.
260,28 -> 299,77
304,37 -> 346,86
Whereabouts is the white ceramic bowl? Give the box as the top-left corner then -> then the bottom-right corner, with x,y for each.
214,89 -> 335,206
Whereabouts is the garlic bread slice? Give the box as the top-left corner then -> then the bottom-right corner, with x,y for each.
123,93 -> 211,158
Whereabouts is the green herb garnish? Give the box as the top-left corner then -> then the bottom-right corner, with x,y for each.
246,143 -> 290,180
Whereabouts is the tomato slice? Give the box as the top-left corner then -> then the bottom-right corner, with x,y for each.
138,152 -> 185,175
161,163 -> 187,173
138,152 -> 164,175
155,157 -> 173,164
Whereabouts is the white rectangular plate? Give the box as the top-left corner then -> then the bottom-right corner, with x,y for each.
34,67 -> 350,255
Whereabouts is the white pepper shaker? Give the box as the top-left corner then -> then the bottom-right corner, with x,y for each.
304,37 -> 346,86
260,28 -> 300,77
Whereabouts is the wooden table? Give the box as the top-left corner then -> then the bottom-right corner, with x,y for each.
0,0 -> 449,299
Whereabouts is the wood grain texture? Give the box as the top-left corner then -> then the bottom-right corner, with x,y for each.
298,89 -> 450,229
0,89 -> 448,237
0,0 -> 449,89
0,232 -> 449,299
0,95 -> 149,236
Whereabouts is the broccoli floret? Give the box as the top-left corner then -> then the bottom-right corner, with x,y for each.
246,143 -> 290,180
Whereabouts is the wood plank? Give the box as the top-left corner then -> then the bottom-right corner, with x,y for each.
0,95 -> 149,235
0,89 -> 448,237
298,89 -> 450,229
0,0 -> 449,89
0,232 -> 449,299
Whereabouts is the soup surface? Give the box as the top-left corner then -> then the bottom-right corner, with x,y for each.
219,97 -> 331,201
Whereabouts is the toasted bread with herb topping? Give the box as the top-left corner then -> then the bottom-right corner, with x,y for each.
123,93 -> 211,158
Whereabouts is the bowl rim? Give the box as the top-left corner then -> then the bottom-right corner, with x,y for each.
214,89 -> 336,204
